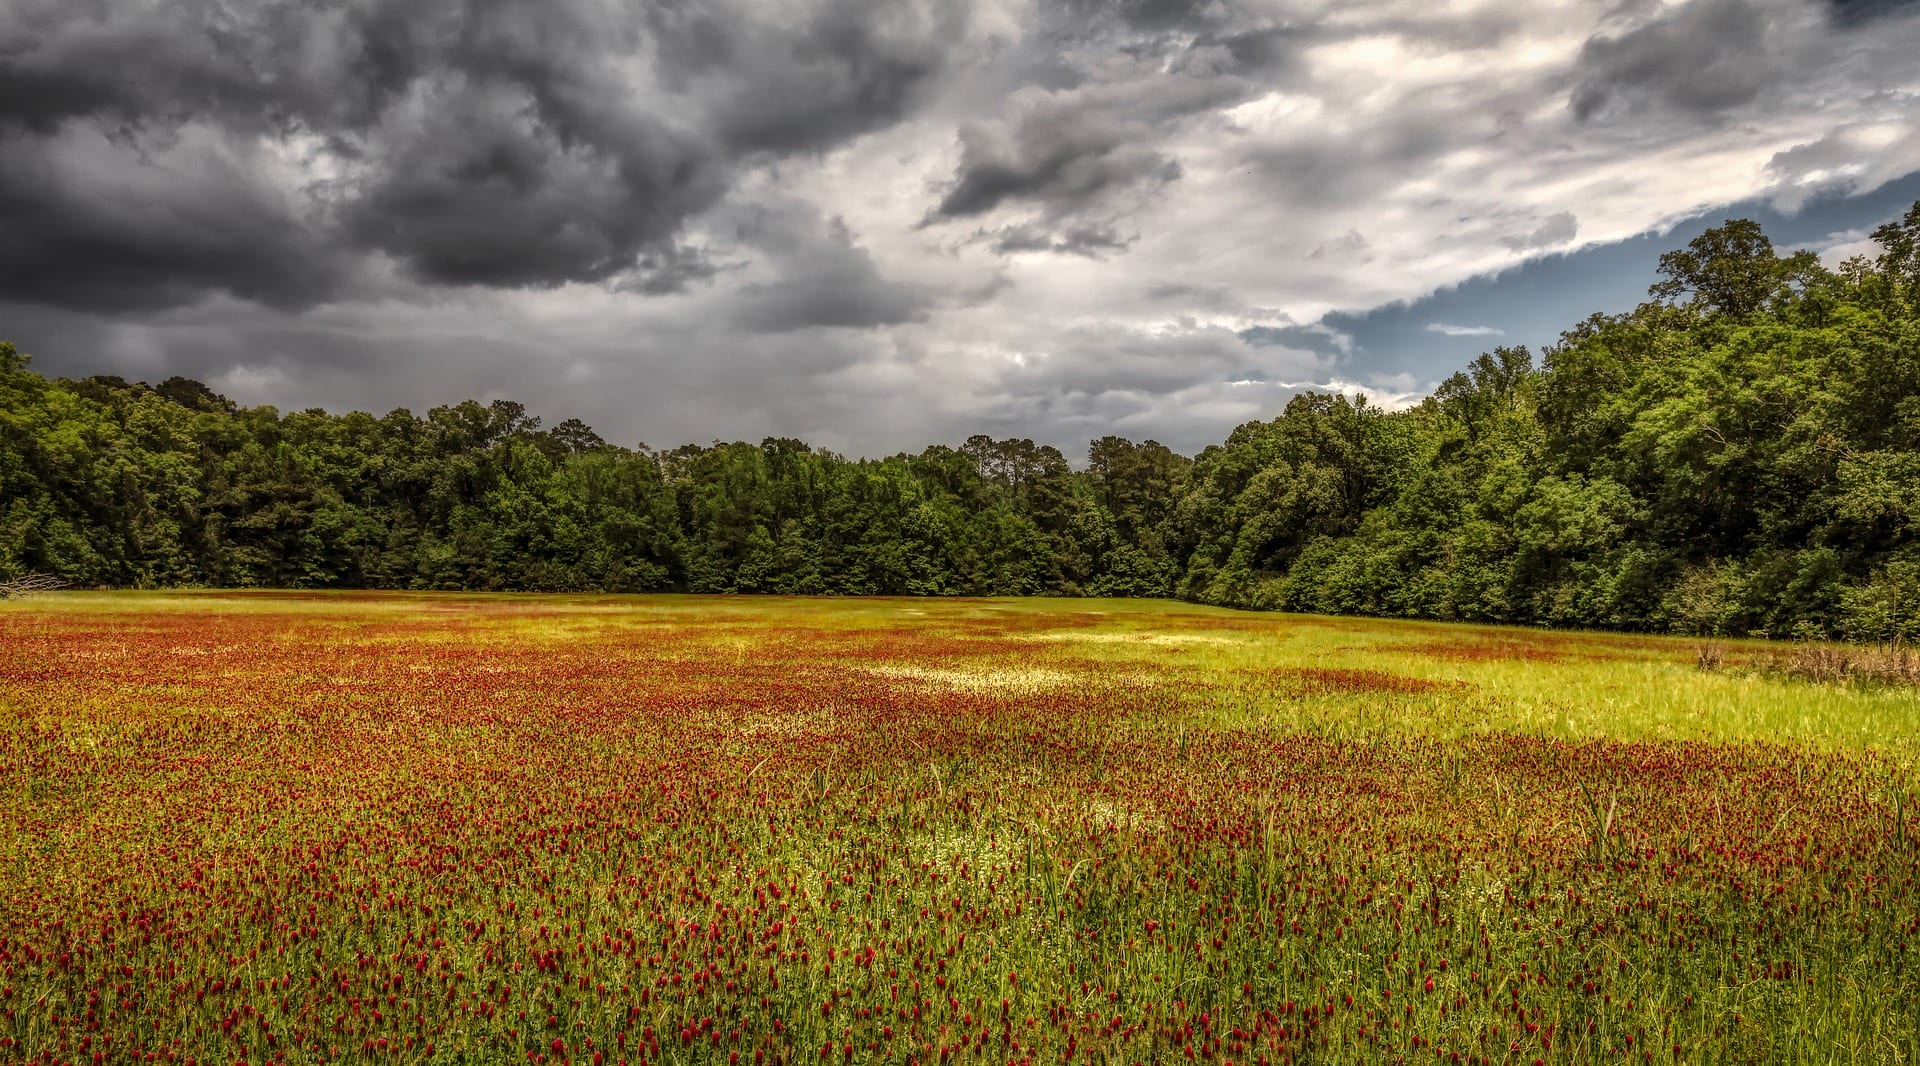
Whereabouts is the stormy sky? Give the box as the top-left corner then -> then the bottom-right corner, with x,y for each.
4,0 -> 1918,457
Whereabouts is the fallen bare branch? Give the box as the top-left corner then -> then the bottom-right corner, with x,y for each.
0,573 -> 69,599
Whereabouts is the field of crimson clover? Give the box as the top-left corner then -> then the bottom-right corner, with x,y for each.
2,592 -> 1919,1066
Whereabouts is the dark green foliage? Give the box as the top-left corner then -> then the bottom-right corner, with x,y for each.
3,207 -> 1919,638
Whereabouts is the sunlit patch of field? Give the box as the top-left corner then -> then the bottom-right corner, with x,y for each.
862,664 -> 1082,694
2,592 -> 1918,1065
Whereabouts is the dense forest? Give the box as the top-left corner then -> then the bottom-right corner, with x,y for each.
5,206 -> 1919,641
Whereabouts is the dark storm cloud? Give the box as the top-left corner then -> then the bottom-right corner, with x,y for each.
1569,0 -> 1801,123
0,130 -> 348,312
1189,26 -> 1300,73
333,81 -> 719,290
926,40 -> 1256,257
1237,324 -> 1351,358
0,0 -> 963,311
651,3 -> 960,155
934,119 -> 1182,219
1825,0 -> 1920,25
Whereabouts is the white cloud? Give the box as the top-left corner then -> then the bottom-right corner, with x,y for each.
1425,323 -> 1505,337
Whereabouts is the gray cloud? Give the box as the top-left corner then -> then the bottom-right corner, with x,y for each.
1186,26 -> 1303,74
1237,105 -> 1485,212
983,221 -> 1135,256
1309,231 -> 1374,263
333,80 -> 719,290
650,1 -> 963,155
1503,211 -> 1579,251
1570,0 -> 1810,123
1826,0 -> 1920,25
923,34 -> 1263,257
731,208 -> 933,332
1763,119 -> 1920,208
0,126 -> 350,312
0,0 -> 965,309
617,244 -> 728,297
1142,281 -> 1238,307
1053,0 -> 1229,36
934,116 -> 1183,219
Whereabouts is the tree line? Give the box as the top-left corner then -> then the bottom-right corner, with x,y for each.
4,205 -> 1919,640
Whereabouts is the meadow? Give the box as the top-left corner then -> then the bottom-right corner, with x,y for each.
2,593 -> 1918,1066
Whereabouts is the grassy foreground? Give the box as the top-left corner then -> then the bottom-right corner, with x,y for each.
2,593 -> 1918,1066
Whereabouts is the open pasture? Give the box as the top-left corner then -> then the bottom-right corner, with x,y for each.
3,593 -> 1919,1065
